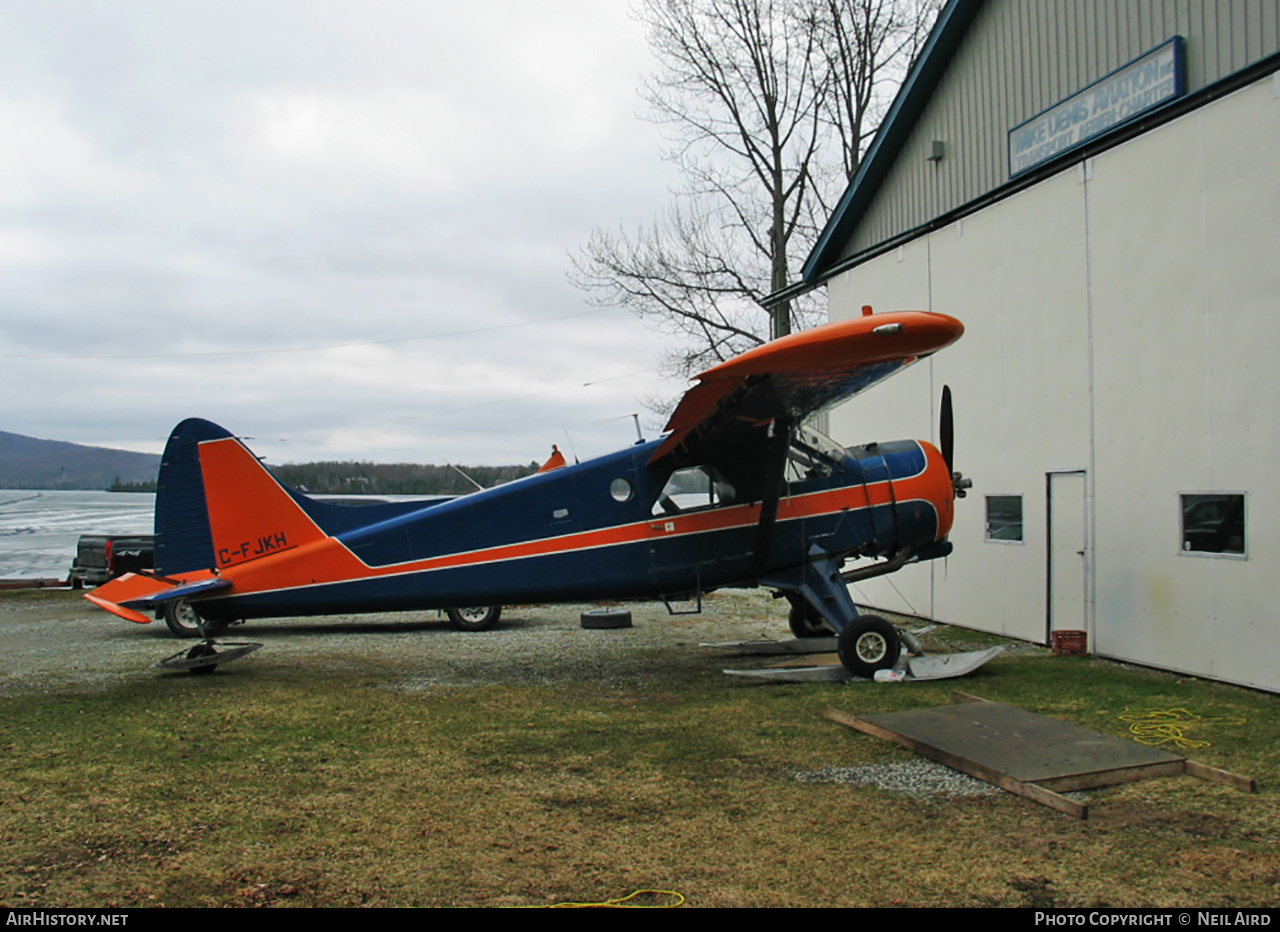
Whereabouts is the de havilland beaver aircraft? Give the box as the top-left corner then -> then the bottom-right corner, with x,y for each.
87,308 -> 968,677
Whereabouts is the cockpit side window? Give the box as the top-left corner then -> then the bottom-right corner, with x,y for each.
652,466 -> 736,516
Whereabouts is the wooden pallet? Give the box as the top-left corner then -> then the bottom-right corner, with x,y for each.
825,693 -> 1255,819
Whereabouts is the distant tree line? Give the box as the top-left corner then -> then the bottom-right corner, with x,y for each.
107,477 -> 158,492
105,462 -> 541,495
268,461 -> 541,496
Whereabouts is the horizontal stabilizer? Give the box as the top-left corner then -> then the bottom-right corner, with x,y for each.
120,577 -> 232,610
83,573 -> 177,624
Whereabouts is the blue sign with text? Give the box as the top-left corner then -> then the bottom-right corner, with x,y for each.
1009,37 -> 1185,177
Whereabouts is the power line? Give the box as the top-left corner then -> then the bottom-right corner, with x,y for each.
0,307 -> 618,360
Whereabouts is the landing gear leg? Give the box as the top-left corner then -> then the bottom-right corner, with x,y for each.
156,600 -> 258,675
784,593 -> 835,639
162,599 -> 230,639
765,546 -> 906,677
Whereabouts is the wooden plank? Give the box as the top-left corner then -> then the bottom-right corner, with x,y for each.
0,578 -> 69,590
1185,759 -> 1257,793
1037,760 -> 1186,792
824,707 -> 1088,819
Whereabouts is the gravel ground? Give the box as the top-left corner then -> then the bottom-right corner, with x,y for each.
0,588 -> 1028,696
0,588 -> 804,697
792,762 -> 998,798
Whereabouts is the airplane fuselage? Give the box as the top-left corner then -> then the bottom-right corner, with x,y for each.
189,434 -> 954,621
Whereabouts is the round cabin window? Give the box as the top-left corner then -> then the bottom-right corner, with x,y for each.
609,477 -> 633,502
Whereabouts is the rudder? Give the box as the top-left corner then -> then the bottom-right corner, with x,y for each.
155,418 -> 229,574
196,432 -> 327,571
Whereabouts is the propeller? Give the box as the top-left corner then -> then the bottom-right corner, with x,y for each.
940,384 -> 971,499
940,384 -> 955,475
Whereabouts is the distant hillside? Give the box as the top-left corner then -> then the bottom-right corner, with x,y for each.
0,431 -> 161,490
0,430 -> 539,494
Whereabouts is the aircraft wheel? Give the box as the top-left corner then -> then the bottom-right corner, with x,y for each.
785,595 -> 835,638
185,642 -> 219,675
837,615 -> 901,678
162,599 -> 229,639
446,606 -> 502,631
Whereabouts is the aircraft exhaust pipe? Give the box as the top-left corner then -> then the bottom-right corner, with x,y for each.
840,547 -> 912,584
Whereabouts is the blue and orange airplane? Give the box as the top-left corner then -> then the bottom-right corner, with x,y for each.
87,308 -> 966,677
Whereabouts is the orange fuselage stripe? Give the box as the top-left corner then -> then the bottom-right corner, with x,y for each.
214,444 -> 953,599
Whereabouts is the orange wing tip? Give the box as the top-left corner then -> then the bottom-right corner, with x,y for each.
696,311 -> 963,383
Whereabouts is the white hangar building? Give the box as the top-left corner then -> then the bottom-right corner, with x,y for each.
785,0 -> 1280,691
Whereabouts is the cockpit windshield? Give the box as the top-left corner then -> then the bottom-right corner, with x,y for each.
786,425 -> 849,482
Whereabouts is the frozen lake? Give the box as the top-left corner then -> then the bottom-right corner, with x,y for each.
0,490 -> 154,579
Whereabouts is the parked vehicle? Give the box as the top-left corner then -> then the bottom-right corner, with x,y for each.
69,534 -> 154,587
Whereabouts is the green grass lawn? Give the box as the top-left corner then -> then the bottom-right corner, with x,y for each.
1,612 -> 1278,907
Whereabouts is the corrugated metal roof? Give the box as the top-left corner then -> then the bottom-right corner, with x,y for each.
801,0 -> 984,283
799,0 -> 1280,286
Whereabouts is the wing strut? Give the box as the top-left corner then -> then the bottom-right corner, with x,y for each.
752,417 -> 793,578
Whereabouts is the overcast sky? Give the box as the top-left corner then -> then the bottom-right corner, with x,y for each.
0,1 -> 696,465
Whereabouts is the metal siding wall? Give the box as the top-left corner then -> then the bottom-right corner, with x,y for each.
841,0 -> 1280,256
926,172 -> 1092,644
1086,79 -> 1280,690
827,77 -> 1280,691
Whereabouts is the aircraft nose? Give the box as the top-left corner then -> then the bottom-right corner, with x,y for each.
919,439 -> 959,540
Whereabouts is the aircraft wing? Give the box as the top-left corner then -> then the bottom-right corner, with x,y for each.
649,310 -> 964,466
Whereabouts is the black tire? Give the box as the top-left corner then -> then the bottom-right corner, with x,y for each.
186,643 -> 219,676
837,615 -> 902,678
580,609 -> 632,629
162,599 -> 229,639
786,594 -> 835,638
446,606 -> 502,631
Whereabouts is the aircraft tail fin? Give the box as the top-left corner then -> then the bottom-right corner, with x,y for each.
154,418 -> 326,574
154,418 -> 224,574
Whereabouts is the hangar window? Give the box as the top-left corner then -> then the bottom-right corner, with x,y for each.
652,466 -> 735,516
1180,493 -> 1245,556
985,495 -> 1023,543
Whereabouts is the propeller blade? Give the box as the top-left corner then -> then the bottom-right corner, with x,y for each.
940,384 -> 954,475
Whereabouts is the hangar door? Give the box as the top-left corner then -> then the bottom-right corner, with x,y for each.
1047,470 -> 1088,641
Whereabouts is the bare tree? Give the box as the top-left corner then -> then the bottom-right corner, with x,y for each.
815,0 -> 936,191
572,0 -> 934,381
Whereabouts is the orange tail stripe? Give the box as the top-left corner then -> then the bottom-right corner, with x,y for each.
198,437 -> 327,570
